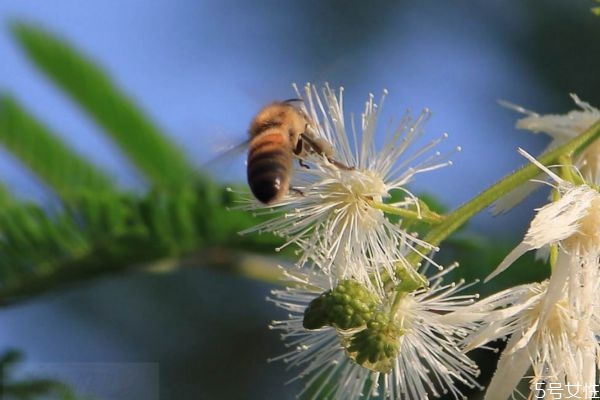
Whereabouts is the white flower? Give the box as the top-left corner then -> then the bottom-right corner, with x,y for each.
508,95 -> 600,140
514,94 -> 600,184
487,149 -> 600,284
269,265 -> 482,400
472,149 -> 600,399
494,95 -> 600,213
463,279 -> 600,400
243,83 -> 456,291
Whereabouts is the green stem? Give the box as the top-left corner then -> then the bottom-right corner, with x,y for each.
390,291 -> 406,316
557,154 -> 579,185
406,119 -> 600,266
369,200 -> 443,224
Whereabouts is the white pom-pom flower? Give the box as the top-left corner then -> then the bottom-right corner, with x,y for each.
269,264 -> 482,400
243,84 -> 456,292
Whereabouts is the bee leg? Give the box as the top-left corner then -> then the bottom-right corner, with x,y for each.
299,133 -> 355,171
289,187 -> 305,197
293,138 -> 310,169
293,136 -> 305,155
328,158 -> 355,171
299,159 -> 310,169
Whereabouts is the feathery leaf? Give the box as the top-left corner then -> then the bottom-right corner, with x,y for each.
0,94 -> 114,196
10,22 -> 196,189
0,22 -> 284,306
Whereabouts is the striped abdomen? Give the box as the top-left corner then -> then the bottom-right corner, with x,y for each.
247,130 -> 293,204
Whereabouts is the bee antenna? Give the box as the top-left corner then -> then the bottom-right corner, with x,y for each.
282,98 -> 304,104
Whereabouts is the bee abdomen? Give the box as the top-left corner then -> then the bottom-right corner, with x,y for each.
247,133 -> 292,204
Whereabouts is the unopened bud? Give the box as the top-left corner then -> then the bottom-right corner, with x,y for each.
344,311 -> 403,373
303,279 -> 378,330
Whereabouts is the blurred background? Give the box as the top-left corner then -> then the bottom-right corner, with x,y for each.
0,1 -> 599,399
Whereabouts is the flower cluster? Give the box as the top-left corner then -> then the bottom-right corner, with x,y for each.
244,83 -> 483,399
466,99 -> 600,399
243,85 -> 600,399
269,265 -> 481,400
242,84 -> 454,294
464,153 -> 600,400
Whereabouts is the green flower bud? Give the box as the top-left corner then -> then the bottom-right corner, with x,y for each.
303,280 -> 378,330
344,311 -> 403,374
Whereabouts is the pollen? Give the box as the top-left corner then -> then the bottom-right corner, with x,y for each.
340,168 -> 385,194
327,168 -> 387,205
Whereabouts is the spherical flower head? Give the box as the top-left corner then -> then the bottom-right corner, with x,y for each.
269,264 -> 482,400
243,83 -> 455,291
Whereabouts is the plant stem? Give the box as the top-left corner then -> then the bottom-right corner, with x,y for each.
369,200 -> 443,224
407,120 -> 600,266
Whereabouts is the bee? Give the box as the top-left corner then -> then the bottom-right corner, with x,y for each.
247,100 -> 351,204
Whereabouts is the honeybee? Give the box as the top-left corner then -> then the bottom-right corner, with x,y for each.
247,100 -> 351,204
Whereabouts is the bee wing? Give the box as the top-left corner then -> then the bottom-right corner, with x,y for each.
206,139 -> 249,163
201,139 -> 249,182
